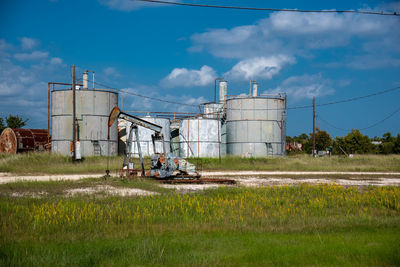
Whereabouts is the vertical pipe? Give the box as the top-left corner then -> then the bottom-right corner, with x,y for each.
72,65 -> 76,161
312,96 -> 316,157
134,126 -> 145,176
121,91 -> 124,110
92,72 -> 95,90
218,115 -> 221,162
187,119 -> 189,158
47,82 -> 50,147
197,118 -> 200,158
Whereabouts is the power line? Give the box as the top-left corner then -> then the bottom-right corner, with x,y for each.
92,80 -> 200,107
135,0 -> 400,16
92,79 -> 400,111
318,106 -> 400,131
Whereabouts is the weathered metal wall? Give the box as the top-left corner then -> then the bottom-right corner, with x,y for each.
125,117 -> 171,157
179,118 -> 221,158
226,96 -> 286,157
51,89 -> 118,156
170,121 -> 180,157
203,103 -> 224,119
0,128 -> 49,154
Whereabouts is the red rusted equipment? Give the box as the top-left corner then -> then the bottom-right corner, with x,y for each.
0,128 -> 49,154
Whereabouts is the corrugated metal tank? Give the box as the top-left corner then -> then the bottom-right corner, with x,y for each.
51,89 -> 118,156
226,95 -> 286,157
203,103 -> 224,119
0,128 -> 49,154
125,117 -> 171,157
180,118 -> 221,158
170,121 -> 180,156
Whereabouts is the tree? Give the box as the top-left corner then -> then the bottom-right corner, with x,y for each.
333,129 -> 373,155
0,117 -> 5,134
5,115 -> 28,129
394,134 -> 400,154
314,129 -> 332,151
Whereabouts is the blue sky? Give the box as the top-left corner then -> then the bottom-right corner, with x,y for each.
1,0 -> 399,138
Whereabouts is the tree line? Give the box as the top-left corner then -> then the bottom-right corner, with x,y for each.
287,129 -> 400,155
0,115 -> 29,133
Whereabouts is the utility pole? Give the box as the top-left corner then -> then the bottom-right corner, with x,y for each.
312,96 -> 316,157
72,65 -> 76,162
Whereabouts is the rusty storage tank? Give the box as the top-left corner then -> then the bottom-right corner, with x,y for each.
125,116 -> 171,157
0,128 -> 49,154
51,89 -> 118,156
179,118 -> 221,158
226,94 -> 286,157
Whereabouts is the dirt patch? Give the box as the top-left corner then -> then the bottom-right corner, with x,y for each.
10,191 -> 48,198
0,173 -> 104,184
235,177 -> 400,187
160,184 -> 223,193
65,185 -> 157,197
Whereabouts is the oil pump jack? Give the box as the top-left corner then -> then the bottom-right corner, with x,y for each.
107,107 -> 200,179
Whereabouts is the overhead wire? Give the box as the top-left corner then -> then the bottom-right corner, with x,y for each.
135,0 -> 400,16
91,80 -> 400,111
318,106 -> 400,131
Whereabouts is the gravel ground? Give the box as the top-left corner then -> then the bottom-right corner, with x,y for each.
1,171 -> 400,197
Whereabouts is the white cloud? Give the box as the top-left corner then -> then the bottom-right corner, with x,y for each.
189,10 -> 400,68
99,0 -> 167,11
161,65 -> 216,88
225,55 -> 295,81
0,38 -> 67,128
14,51 -> 49,61
103,66 -> 121,77
50,57 -> 63,65
20,37 -> 39,50
264,74 -> 334,101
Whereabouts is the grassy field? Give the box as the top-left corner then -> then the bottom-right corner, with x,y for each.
1,181 -> 399,266
1,152 -> 400,174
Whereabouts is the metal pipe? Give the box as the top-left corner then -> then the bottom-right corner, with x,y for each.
312,96 -> 316,157
134,126 -> 145,176
72,65 -> 76,161
47,82 -> 50,146
214,78 -> 223,103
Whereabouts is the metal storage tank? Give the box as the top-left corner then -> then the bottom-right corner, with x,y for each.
125,116 -> 171,157
203,102 -> 224,119
226,95 -> 286,157
170,121 -> 180,156
0,128 -> 49,154
51,89 -> 118,156
180,118 -> 221,158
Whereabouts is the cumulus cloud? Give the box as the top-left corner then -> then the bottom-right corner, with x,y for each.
14,51 -> 49,61
0,38 -> 67,128
103,67 -> 121,77
50,57 -> 63,65
126,86 -> 207,113
98,0 -> 171,11
161,65 -> 216,88
225,55 -> 295,81
190,10 -> 400,68
264,74 -> 335,101
20,37 -> 39,50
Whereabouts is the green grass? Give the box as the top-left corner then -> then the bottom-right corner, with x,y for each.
1,184 -> 399,266
1,152 -> 400,174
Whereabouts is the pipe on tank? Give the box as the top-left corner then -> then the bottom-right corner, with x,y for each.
214,78 -> 224,103
252,81 -> 258,97
83,70 -> 89,90
219,80 -> 227,104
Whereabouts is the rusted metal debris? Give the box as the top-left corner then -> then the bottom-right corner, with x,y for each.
0,128 -> 49,154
